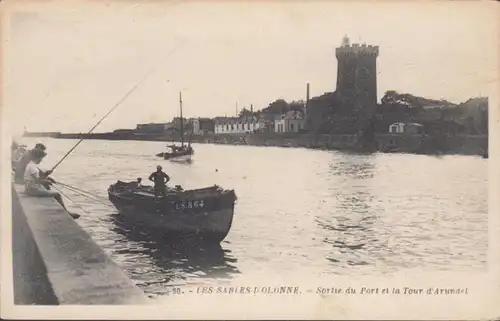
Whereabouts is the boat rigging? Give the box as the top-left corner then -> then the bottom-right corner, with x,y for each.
156,91 -> 194,162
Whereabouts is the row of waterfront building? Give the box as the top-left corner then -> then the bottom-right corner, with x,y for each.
130,109 -> 308,136
129,113 -> 426,137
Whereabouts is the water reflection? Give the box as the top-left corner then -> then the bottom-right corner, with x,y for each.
329,153 -> 376,180
317,155 -> 382,269
108,214 -> 240,290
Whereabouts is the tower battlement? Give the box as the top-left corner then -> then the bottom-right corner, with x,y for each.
335,43 -> 379,57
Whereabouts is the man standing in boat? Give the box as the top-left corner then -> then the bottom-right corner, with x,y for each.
149,165 -> 170,198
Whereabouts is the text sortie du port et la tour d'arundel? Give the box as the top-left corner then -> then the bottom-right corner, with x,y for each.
166,286 -> 470,296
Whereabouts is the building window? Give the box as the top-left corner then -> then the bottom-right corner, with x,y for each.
290,123 -> 294,131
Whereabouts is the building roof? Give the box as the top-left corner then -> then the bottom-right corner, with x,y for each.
215,116 -> 264,125
136,122 -> 171,126
389,122 -> 423,127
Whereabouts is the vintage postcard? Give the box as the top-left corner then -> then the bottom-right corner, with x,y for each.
1,0 -> 499,319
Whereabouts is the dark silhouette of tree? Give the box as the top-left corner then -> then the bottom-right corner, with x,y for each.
262,99 -> 288,114
238,107 -> 255,118
288,100 -> 305,112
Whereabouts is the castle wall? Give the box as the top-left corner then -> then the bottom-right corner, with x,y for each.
332,43 -> 379,135
335,44 -> 379,111
336,54 -> 357,100
355,55 -> 378,111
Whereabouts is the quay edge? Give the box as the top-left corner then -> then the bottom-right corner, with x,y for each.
11,183 -> 149,305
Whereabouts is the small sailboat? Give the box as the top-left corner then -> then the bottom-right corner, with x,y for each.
156,91 -> 194,162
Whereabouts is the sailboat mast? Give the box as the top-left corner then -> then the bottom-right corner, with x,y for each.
179,91 -> 184,146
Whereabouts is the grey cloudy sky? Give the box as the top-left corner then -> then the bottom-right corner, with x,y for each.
3,0 -> 498,135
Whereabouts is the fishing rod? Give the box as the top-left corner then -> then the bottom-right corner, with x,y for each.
51,44 -> 183,172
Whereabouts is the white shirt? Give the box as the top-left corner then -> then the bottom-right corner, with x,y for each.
24,161 -> 40,183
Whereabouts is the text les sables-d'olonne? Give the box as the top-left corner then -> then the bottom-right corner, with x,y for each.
168,286 -> 469,296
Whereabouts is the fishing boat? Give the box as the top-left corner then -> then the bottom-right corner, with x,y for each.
161,144 -> 194,162
156,91 -> 194,162
107,181 -> 237,243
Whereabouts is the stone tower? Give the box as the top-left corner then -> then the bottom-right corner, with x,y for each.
335,35 -> 379,111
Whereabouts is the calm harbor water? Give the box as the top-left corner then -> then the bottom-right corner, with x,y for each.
18,138 -> 488,297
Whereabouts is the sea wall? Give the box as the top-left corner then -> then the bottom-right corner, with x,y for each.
11,183 -> 149,305
51,132 -> 488,156
375,133 -> 488,155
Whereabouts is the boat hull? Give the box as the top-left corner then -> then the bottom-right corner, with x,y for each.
165,153 -> 192,162
110,203 -> 234,243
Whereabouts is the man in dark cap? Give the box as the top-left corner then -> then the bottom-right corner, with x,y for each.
15,143 -> 52,184
24,148 -> 80,219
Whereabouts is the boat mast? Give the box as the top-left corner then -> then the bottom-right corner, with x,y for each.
179,91 -> 184,147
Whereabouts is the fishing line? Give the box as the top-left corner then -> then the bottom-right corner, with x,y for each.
58,185 -> 109,206
55,182 -> 113,207
51,42 -> 184,172
53,185 -> 118,230
56,184 -> 112,207
55,181 -> 105,199
52,185 -> 93,215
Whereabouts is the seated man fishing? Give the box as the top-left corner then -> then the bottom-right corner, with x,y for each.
15,143 -> 52,184
24,148 -> 80,219
148,165 -> 170,198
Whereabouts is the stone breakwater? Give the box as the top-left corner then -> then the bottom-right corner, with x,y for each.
11,183 -> 149,305
26,131 -> 488,157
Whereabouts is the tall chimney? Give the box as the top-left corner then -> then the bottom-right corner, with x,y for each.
306,82 -> 310,102
251,104 -> 253,113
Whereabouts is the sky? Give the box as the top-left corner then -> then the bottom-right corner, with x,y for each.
2,0 -> 498,135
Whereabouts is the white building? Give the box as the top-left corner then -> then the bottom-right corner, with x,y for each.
214,117 -> 266,134
389,122 -> 424,134
274,110 -> 306,133
136,122 -> 172,133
